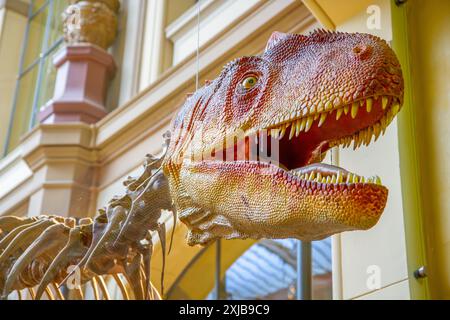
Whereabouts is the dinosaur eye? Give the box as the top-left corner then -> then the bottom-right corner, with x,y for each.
241,76 -> 258,90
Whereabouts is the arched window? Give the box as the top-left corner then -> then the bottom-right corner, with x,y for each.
166,238 -> 332,300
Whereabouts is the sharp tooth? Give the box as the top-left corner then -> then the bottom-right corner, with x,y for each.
343,138 -> 348,148
300,118 -> 306,132
331,175 -> 337,183
347,137 -> 352,147
325,101 -> 333,111
295,119 -> 302,137
326,176 -> 331,183
289,123 -> 296,140
380,115 -> 387,129
279,125 -> 286,139
317,102 -> 324,113
386,108 -> 394,125
336,108 -> 344,120
355,134 -> 362,149
367,177 -> 373,183
360,130 -> 366,145
354,175 -> 359,183
347,173 -> 354,183
337,172 -> 343,183
322,177 -> 327,183
375,175 -> 382,185
316,172 -> 322,182
392,102 -> 400,115
305,116 -> 313,132
357,133 -> 364,147
374,123 -> 381,141
308,172 -> 315,180
382,96 -> 389,109
353,136 -> 359,150
271,128 -> 279,138
366,98 -> 373,113
343,105 -> 349,115
313,113 -> 319,121
302,106 -> 310,116
360,176 -> 365,183
318,113 -> 327,127
351,102 -> 359,119
365,127 -> 372,145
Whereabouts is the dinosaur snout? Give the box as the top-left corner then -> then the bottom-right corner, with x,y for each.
353,44 -> 373,60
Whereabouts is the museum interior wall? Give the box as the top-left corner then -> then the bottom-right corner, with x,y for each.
0,0 -> 448,299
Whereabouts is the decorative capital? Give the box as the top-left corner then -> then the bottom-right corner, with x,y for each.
62,0 -> 121,49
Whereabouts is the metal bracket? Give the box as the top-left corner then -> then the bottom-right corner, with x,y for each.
413,266 -> 427,279
395,0 -> 408,6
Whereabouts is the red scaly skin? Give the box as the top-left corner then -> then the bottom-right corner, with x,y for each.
163,30 -> 404,245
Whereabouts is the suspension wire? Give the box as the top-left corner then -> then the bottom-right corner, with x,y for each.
193,0 -> 222,299
193,0 -> 222,300
195,1 -> 201,90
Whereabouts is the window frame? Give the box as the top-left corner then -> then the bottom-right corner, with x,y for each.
3,0 -> 64,156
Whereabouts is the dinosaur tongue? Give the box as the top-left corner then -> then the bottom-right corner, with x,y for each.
277,135 -> 329,170
220,130 -> 329,170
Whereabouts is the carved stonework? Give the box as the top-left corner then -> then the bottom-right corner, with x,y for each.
62,0 -> 121,49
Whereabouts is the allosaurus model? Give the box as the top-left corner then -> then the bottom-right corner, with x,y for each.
0,30 -> 403,300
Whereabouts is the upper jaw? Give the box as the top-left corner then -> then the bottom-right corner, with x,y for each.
263,94 -> 401,144
184,94 -> 402,183
253,94 -> 402,170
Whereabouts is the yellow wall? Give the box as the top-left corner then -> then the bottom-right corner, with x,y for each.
396,0 -> 450,299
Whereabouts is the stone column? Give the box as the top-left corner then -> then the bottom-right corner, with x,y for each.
38,0 -> 120,124
25,0 -> 120,218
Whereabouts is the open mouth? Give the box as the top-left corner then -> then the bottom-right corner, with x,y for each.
200,94 -> 401,190
182,94 -> 401,238
253,94 -> 401,187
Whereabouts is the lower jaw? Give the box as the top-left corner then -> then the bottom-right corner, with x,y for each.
181,159 -> 388,239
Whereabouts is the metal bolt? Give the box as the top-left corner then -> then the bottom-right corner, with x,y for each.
413,266 -> 427,279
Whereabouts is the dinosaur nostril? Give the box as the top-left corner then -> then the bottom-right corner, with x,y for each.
353,45 -> 373,60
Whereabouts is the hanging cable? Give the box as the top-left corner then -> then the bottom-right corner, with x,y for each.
195,1 -> 201,90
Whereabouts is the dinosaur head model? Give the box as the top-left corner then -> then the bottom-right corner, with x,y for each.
163,30 -> 404,245
0,30 -> 403,300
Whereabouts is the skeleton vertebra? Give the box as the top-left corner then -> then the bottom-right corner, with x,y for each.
0,30 -> 403,299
